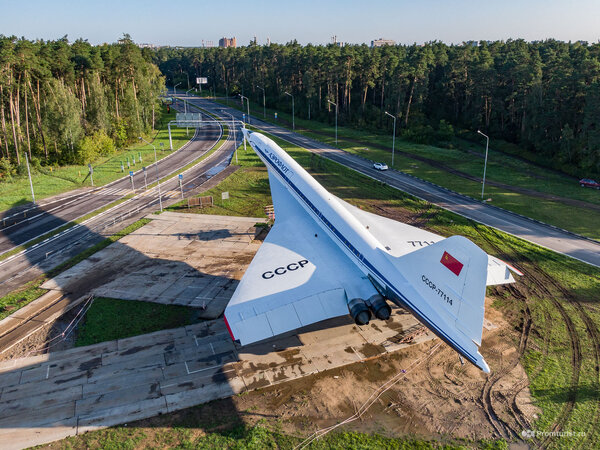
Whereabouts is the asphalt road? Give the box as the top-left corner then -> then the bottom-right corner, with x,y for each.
186,95 -> 600,269
0,124 -> 220,254
0,108 -> 239,295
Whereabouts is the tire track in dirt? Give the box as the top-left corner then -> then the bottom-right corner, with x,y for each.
534,268 -> 600,448
479,226 -> 584,448
471,225 -> 534,440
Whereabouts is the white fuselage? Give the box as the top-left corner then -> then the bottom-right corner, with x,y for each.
245,130 -> 484,369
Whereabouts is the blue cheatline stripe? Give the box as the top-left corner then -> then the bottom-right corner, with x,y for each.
253,141 -> 481,367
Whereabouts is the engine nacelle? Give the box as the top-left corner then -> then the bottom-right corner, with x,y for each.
347,297 -> 372,325
367,294 -> 391,320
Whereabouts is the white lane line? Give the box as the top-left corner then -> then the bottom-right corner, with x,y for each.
184,361 -> 223,375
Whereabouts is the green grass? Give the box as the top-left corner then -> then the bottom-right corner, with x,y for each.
216,96 -> 600,240
75,297 -> 197,346
166,140 -> 271,218
0,106 -> 192,213
0,218 -> 151,321
54,421 -> 506,449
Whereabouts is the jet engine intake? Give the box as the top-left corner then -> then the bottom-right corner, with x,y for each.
367,294 -> 391,320
347,297 -> 372,325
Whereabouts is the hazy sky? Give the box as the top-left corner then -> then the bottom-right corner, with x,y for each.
1,0 -> 599,46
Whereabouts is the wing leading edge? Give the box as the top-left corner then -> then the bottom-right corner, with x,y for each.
224,171 -> 373,345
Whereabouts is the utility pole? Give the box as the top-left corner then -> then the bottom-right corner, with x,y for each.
385,111 -> 397,167
227,112 -> 238,164
25,153 -> 35,204
477,130 -> 490,201
239,95 -> 250,124
328,100 -> 338,145
139,137 -> 163,211
285,91 -> 295,130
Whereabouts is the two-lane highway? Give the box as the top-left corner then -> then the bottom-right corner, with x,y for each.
0,125 -> 220,255
184,95 -> 600,268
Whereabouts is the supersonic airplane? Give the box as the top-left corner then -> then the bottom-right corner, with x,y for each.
224,129 -> 522,372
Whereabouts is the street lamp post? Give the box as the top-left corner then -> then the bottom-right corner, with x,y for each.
184,88 -> 194,136
25,153 -> 35,204
174,82 -> 182,95
227,112 -> 238,164
477,130 -> 490,201
139,137 -> 163,212
256,85 -> 266,118
239,94 -> 250,124
384,111 -> 397,167
284,92 -> 295,130
328,100 -> 338,145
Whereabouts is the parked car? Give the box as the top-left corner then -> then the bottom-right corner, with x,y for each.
373,162 -> 388,171
579,178 -> 600,189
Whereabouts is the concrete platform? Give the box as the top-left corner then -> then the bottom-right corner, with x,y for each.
42,212 -> 265,317
0,308 -> 431,449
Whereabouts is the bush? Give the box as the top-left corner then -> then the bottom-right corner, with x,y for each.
76,130 -> 116,164
0,157 -> 14,180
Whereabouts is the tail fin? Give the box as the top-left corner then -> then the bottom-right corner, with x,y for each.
384,235 -> 489,372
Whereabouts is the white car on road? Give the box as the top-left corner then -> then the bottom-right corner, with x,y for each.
373,162 -> 388,171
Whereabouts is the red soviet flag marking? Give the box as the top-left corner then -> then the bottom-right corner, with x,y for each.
441,251 -> 463,276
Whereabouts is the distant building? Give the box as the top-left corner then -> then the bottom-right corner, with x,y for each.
371,38 -> 396,48
219,37 -> 236,48
331,35 -> 344,47
137,43 -> 157,49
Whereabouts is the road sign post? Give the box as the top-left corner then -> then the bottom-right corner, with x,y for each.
221,191 -> 229,206
139,152 -> 142,162
178,174 -> 184,199
143,166 -> 147,189
129,171 -> 135,192
88,164 -> 94,186
121,161 -> 124,172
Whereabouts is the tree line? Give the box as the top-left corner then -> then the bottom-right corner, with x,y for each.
155,40 -> 600,177
0,34 -> 164,178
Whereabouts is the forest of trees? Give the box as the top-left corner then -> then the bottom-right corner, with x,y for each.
155,40 -> 600,176
0,34 -> 164,177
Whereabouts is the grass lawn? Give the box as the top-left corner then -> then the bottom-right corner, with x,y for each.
0,106 -> 192,213
214,96 -> 600,240
55,422 -> 508,449
75,297 -> 197,346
